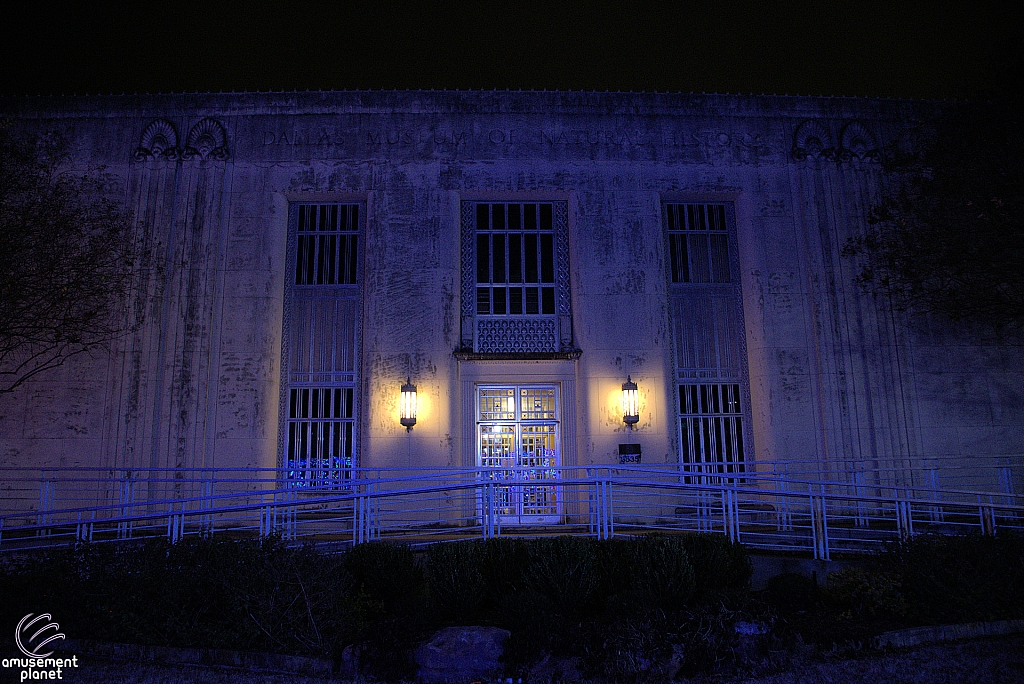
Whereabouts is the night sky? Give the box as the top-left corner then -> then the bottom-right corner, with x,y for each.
1,2 -> 1021,99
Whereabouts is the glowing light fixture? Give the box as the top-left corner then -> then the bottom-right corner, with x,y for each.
400,377 -> 417,431
622,376 -> 639,427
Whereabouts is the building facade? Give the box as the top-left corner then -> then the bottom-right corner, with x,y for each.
1,91 -> 1021,510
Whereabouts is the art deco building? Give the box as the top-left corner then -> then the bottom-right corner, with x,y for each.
0,91 -> 1020,528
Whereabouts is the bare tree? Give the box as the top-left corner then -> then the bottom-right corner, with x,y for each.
0,126 -> 136,393
843,65 -> 1024,330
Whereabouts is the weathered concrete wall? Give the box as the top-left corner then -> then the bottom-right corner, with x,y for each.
0,91 -> 1020,496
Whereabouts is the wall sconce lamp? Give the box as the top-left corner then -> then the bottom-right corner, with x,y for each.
400,377 -> 417,431
622,376 -> 639,428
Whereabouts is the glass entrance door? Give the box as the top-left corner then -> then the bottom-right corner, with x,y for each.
477,385 -> 560,524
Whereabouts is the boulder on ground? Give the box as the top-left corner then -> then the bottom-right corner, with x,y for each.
415,626 -> 510,683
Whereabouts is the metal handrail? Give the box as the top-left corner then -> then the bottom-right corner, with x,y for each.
1,464 -> 1020,557
1,461 -> 1018,500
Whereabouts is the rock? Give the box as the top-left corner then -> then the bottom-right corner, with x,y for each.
734,620 -> 769,636
415,626 -> 510,684
662,643 -> 686,681
733,621 -> 770,666
338,643 -> 362,678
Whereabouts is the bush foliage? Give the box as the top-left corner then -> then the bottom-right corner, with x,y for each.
0,537 -> 349,656
762,532 -> 1024,649
820,533 -> 1024,627
0,533 -> 749,675
19,533 -> 1022,678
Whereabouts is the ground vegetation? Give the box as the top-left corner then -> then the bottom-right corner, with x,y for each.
1,533 -> 1022,682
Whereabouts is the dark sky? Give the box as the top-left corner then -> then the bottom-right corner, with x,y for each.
2,1 -> 1020,98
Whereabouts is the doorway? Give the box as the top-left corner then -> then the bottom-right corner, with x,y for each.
476,384 -> 560,524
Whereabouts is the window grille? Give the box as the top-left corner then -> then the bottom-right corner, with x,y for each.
679,383 -> 745,480
666,203 -> 731,284
476,203 -> 556,316
671,294 -> 742,380
284,204 -> 361,487
461,201 -> 573,354
286,388 -> 355,486
665,203 -> 751,474
295,204 -> 359,285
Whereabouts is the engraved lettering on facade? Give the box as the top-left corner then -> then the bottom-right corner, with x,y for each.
260,126 -> 651,149
263,129 -> 344,146
432,130 -> 467,146
540,130 -> 641,146
366,131 -> 415,146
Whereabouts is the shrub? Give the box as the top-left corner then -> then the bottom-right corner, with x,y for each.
679,533 -> 752,596
880,532 -> 1024,624
590,611 -> 673,681
813,533 -> 1024,639
341,541 -> 427,679
525,536 -> 600,618
628,535 -> 695,611
226,539 -> 350,656
0,532 -> 774,675
821,567 -> 907,621
592,538 -> 636,614
426,540 -> 486,623
765,572 -> 818,615
342,541 -> 423,615
0,538 -> 350,656
673,602 -> 747,678
480,537 -> 531,600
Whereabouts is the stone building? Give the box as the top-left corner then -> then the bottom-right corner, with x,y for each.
0,91 -> 1021,521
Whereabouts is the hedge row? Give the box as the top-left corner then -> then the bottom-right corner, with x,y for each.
766,532 -> 1024,646
0,533 -> 750,677
424,534 -> 751,624
826,532 -> 1024,623
6,533 -> 1019,679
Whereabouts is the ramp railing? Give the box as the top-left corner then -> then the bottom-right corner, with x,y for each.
1,463 -> 1021,556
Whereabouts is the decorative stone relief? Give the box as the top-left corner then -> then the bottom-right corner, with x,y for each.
792,119 -> 880,164
838,121 -> 880,161
459,201 -> 477,351
134,119 -> 180,160
553,201 -> 575,351
791,120 -> 835,161
555,202 -> 571,317
183,118 -> 229,160
477,318 -> 558,353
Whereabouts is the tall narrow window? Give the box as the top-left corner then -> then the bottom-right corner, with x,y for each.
283,204 -> 361,487
665,203 -> 750,477
461,201 -> 573,354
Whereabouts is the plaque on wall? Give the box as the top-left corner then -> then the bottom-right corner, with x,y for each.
618,443 -> 642,464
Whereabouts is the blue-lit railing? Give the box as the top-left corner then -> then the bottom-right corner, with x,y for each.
0,461 -> 1021,559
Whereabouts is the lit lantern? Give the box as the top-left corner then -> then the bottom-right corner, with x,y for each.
400,377 -> 417,431
622,376 -> 639,427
